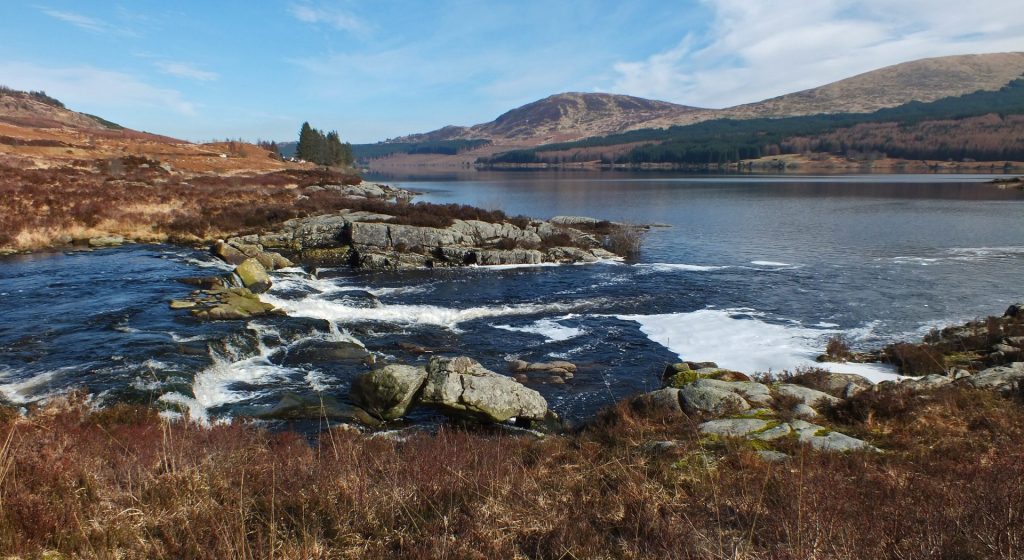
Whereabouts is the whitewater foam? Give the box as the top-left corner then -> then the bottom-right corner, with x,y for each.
0,366 -> 72,404
492,317 -> 585,343
750,260 -> 796,267
638,263 -> 729,272
263,288 -> 587,330
616,309 -> 903,383
158,322 -> 303,424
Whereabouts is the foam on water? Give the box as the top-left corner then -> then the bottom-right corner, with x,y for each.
638,263 -> 729,272
616,309 -> 902,383
158,322 -> 306,424
750,261 -> 796,267
263,289 -> 587,330
0,366 -> 72,403
492,317 -> 585,342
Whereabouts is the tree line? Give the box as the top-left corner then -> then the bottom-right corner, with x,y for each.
296,122 -> 354,167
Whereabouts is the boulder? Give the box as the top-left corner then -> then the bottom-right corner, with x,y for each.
212,240 -> 248,265
678,382 -> 750,416
420,356 -> 548,422
698,418 -> 770,437
965,362 -> 1024,392
1005,303 -> 1024,318
632,388 -> 683,416
794,371 -> 873,397
349,365 -> 428,421
235,258 -> 271,293
775,384 -> 842,408
691,378 -> 772,406
900,374 -> 953,391
88,235 -> 124,247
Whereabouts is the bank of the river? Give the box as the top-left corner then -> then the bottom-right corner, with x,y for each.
1,304 -> 1023,558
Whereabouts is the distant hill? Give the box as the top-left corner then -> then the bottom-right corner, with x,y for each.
394,92 -> 705,145
383,52 -> 1024,149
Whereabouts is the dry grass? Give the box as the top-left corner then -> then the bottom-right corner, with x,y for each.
1,387 -> 1022,559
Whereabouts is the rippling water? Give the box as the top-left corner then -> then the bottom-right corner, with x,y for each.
1,172 -> 1022,426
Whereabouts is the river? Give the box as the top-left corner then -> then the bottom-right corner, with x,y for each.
1,171 -> 1022,427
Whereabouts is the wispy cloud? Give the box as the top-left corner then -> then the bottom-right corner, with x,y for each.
37,6 -> 138,36
0,61 -> 196,117
288,4 -> 368,35
156,61 -> 218,81
609,0 -> 1024,108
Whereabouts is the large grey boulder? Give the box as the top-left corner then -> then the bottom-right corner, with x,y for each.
678,381 -> 750,415
966,362 -> 1024,392
420,356 -> 548,422
350,365 -> 428,421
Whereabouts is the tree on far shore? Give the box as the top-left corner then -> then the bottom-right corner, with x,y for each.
296,122 -> 353,167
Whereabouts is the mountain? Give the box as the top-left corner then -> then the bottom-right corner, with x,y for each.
394,92 -> 704,145
381,52 -> 1024,155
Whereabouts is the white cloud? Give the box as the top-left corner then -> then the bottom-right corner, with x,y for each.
0,61 -> 196,116
38,7 -> 107,32
156,61 -> 218,81
288,4 -> 368,34
609,0 -> 1024,108
37,6 -> 138,36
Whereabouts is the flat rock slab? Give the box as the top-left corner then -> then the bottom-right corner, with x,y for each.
699,418 -> 770,437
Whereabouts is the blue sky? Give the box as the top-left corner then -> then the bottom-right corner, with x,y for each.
1,1 -> 1022,143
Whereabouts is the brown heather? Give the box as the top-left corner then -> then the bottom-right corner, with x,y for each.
0,162 -> 535,250
1,384 -> 1022,559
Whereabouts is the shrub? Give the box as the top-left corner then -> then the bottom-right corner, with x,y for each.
884,342 -> 946,375
604,225 -> 646,258
825,334 -> 853,361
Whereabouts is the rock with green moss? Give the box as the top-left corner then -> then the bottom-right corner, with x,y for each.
679,382 -> 750,415
234,258 -> 271,293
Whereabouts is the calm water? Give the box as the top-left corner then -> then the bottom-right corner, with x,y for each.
2,172 -> 1022,426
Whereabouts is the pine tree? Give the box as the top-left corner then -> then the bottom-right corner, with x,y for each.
297,122 -> 317,162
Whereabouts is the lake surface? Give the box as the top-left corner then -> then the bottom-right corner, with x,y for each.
2,171 -> 1023,427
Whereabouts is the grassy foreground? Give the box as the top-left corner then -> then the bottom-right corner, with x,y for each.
1,384 -> 1022,559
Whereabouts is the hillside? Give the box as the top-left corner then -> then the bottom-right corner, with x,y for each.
395,92 -> 705,145
0,87 -> 362,252
0,86 -> 293,174
368,52 -> 1024,169
724,52 -> 1024,119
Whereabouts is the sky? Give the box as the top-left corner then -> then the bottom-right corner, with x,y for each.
1,1 -> 1023,143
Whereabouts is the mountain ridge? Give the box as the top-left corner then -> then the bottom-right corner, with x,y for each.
385,52 -> 1024,148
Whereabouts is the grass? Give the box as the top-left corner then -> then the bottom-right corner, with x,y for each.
1,386 -> 1023,559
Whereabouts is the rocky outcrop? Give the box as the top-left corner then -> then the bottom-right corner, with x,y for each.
220,209 -> 622,270
173,285 -> 278,320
